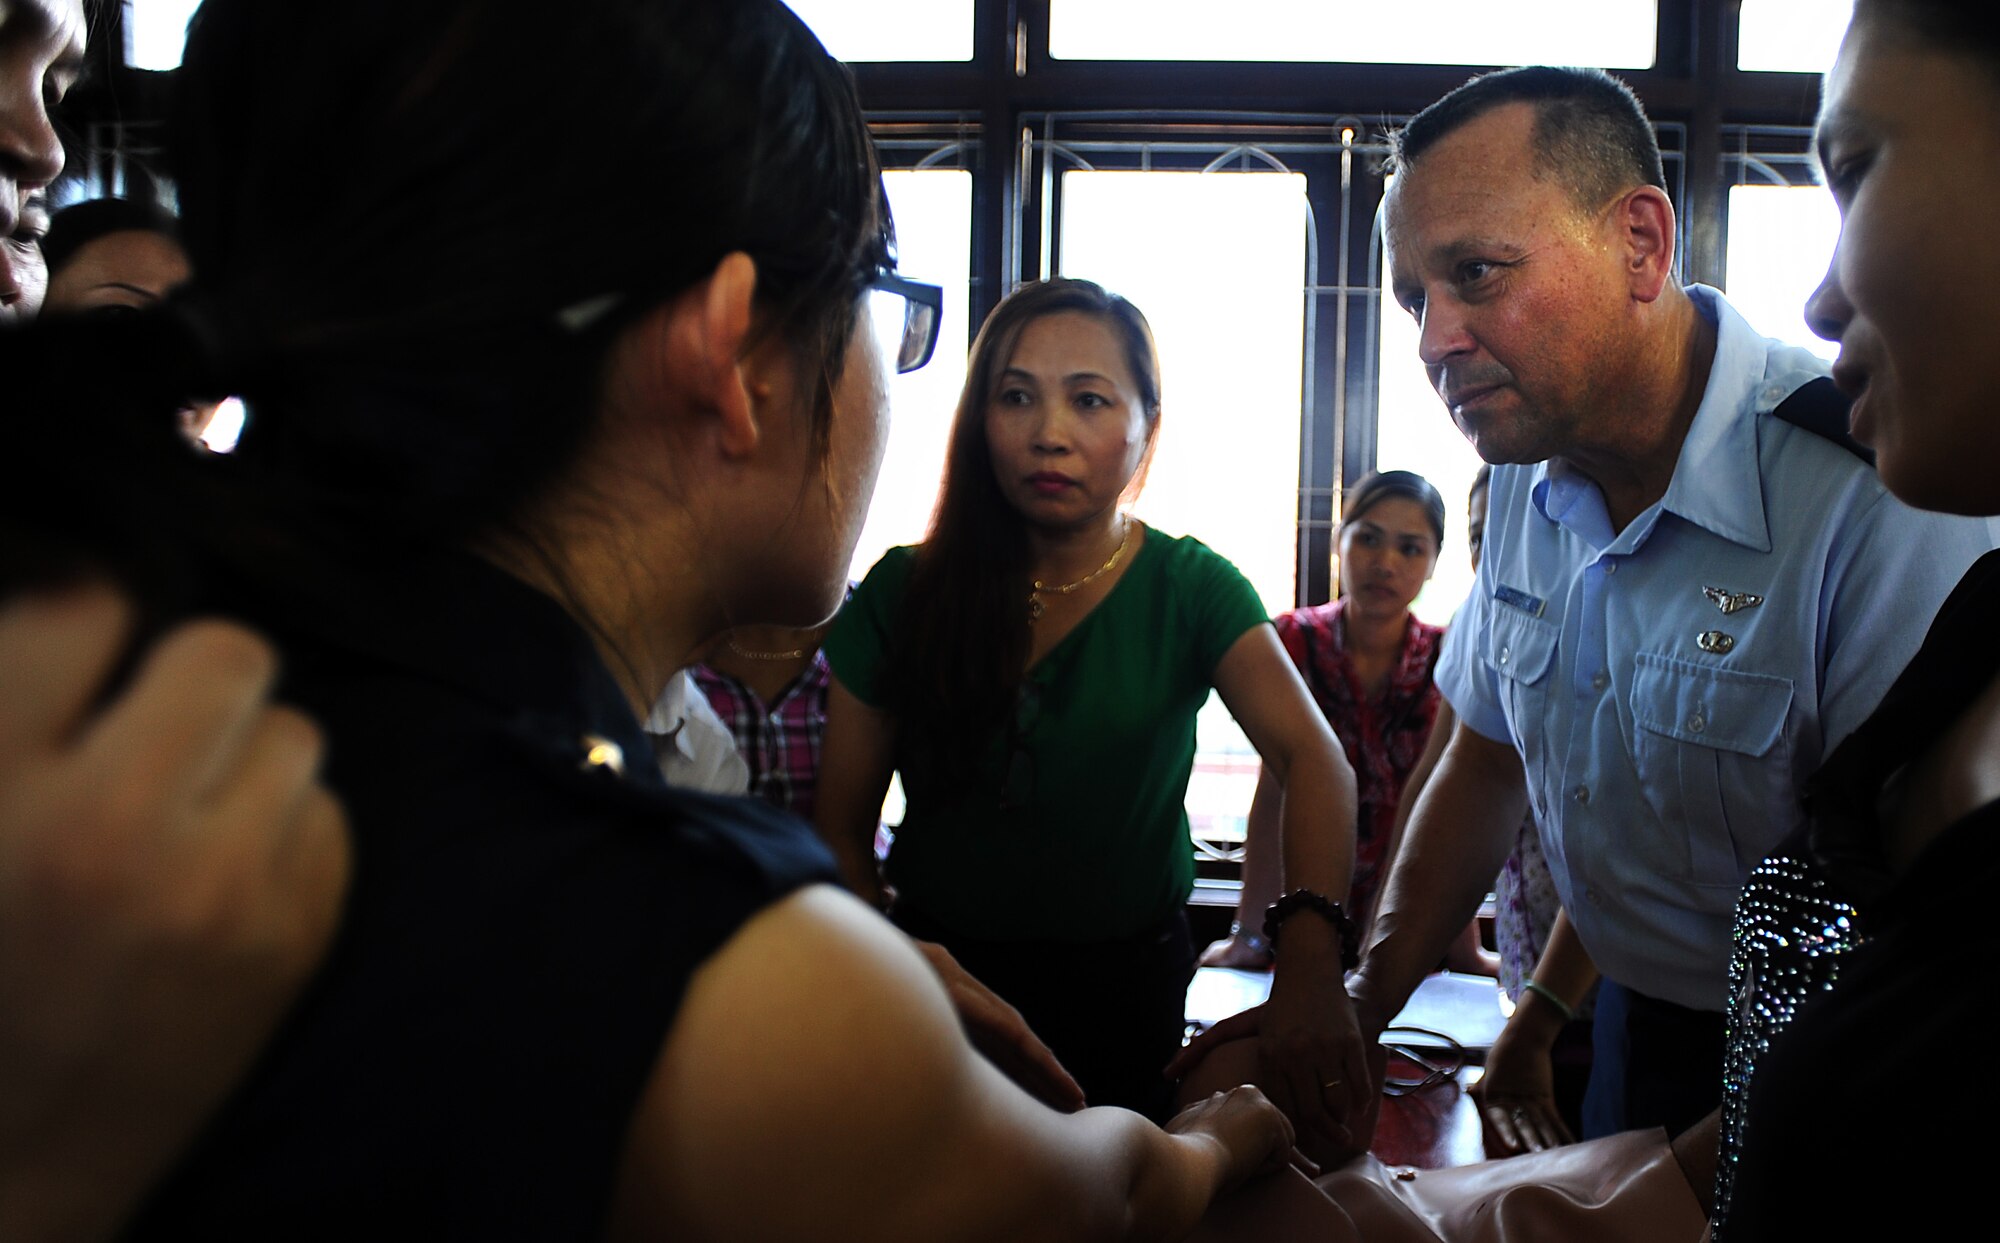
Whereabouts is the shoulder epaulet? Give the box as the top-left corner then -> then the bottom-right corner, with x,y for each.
1771,375 -> 1873,466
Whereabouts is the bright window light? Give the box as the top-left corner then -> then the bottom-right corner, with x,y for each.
1060,169 -> 1310,844
781,0 -> 974,62
1724,184 -> 1841,362
1052,0 -> 1656,68
1060,170 -> 1305,619
1738,0 -> 1853,73
123,0 -> 202,71
1375,282 -> 1484,628
846,170 -> 973,584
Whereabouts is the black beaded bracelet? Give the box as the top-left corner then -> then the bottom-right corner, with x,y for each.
1262,889 -> 1359,969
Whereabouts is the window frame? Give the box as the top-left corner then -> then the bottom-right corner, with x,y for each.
842,0 -> 1825,613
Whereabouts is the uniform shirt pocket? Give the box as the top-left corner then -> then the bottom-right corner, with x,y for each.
1483,604 -> 1560,772
1631,653 -> 1795,888
1486,603 -> 1559,684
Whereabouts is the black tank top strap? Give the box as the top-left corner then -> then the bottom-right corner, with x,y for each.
1771,375 -> 1872,466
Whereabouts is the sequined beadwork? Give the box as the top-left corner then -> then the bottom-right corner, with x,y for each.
1711,851 -> 1868,1237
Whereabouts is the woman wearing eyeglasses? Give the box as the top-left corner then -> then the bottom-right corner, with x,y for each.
0,4 -> 1316,1239
818,278 -> 1366,1149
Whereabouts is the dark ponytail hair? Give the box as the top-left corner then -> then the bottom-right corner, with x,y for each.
4,0 -> 888,628
884,278 -> 1161,773
169,0 -> 888,541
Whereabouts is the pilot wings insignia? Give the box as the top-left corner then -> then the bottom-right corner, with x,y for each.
1703,586 -> 1764,615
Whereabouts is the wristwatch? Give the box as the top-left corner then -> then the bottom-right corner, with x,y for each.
1227,919 -> 1275,962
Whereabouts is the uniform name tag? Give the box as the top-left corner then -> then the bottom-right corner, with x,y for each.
1493,584 -> 1547,617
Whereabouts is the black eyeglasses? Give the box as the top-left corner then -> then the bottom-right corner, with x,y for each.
866,271 -> 943,374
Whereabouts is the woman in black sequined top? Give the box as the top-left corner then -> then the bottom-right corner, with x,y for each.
1712,2 -> 2000,1235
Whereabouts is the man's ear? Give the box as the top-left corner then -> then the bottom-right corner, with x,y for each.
658,251 -> 762,456
1617,186 -> 1677,304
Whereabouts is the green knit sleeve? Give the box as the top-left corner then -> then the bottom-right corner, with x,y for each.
823,545 -> 918,707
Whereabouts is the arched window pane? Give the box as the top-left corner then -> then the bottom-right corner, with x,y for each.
1051,0 -> 1656,68
1724,184 -> 1840,361
783,0 -> 974,62
1738,0 -> 1853,73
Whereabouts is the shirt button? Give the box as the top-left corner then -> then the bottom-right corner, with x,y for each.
1687,711 -> 1707,734
1603,560 -> 1617,575
1591,670 -> 1610,692
1572,784 -> 1591,806
1499,646 -> 1512,666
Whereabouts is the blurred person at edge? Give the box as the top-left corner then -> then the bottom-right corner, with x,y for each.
1722,1 -> 2000,1233
0,0 -> 78,323
0,4 -> 351,1242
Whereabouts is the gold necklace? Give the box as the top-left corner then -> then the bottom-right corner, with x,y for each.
1029,518 -> 1133,622
725,636 -> 806,661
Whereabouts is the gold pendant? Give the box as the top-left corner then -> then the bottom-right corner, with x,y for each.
1028,593 -> 1045,622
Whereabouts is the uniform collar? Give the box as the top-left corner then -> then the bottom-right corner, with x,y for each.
1529,285 -> 1776,554
1655,285 -> 1773,553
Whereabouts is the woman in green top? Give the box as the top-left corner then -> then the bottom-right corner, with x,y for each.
819,278 -> 1365,1139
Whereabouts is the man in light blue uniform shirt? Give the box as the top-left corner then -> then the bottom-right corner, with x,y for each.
1334,65 -> 2000,1167
1454,283 -> 1964,1015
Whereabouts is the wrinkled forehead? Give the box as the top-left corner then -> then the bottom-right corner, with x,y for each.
1003,310 -> 1135,382
1383,162 -> 1534,275
1385,141 -> 1548,251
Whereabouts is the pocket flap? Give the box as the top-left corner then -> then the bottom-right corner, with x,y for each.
1485,601 -> 1559,686
1631,652 -> 1793,756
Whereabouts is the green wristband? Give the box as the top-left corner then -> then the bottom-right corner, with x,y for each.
1522,978 -> 1577,1023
